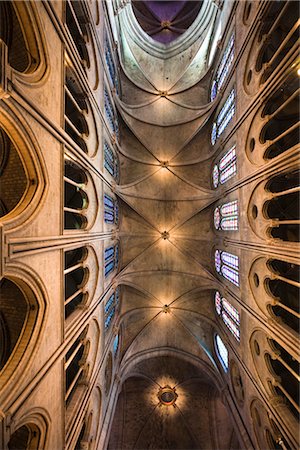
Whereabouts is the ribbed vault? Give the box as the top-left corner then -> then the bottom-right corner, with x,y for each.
109,2 -> 238,447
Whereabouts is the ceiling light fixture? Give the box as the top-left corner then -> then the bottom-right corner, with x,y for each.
161,231 -> 169,240
158,385 -> 178,406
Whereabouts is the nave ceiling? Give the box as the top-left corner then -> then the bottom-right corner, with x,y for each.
108,1 -> 238,446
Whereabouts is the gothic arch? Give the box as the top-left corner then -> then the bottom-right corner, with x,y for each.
64,159 -> 98,231
0,0 -> 48,86
0,265 -> 47,398
0,105 -> 47,231
247,167 -> 299,243
250,329 -> 299,435
249,256 -> 299,336
8,409 -> 49,450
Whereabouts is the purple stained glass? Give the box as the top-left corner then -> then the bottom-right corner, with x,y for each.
215,291 -> 222,315
214,207 -> 221,230
213,164 -> 219,188
222,311 -> 240,341
215,250 -> 221,273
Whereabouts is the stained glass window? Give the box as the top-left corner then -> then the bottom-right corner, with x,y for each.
215,250 -> 239,287
214,200 -> 238,231
215,291 -> 240,341
215,334 -> 228,371
105,36 -> 116,86
104,194 -> 119,225
104,244 -> 119,277
211,89 -> 235,145
104,89 -> 118,138
211,34 -> 235,101
213,145 -> 237,188
105,288 -> 120,331
104,141 -> 119,180
113,333 -> 119,356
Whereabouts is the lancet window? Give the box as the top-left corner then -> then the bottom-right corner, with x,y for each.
214,200 -> 238,231
104,244 -> 119,278
215,291 -> 240,341
113,333 -> 119,356
64,247 -> 88,318
215,250 -> 239,287
104,141 -> 119,180
211,89 -> 235,145
105,288 -> 120,331
104,194 -> 119,225
105,35 -> 116,88
215,334 -> 228,372
104,89 -> 118,138
64,161 -> 88,230
212,145 -> 237,188
211,33 -> 235,101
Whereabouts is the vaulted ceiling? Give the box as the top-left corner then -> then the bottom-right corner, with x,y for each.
109,1 -> 237,446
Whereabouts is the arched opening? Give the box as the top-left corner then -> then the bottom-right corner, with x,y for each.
65,0 -> 90,69
65,328 -> 89,408
0,278 -> 28,370
64,161 -> 88,230
264,170 -> 300,242
267,340 -> 299,421
267,259 -> 299,333
261,72 -> 299,160
64,246 -> 89,318
0,126 -> 27,218
65,66 -> 89,154
256,1 -> 298,84
0,1 -> 36,73
8,424 -> 41,450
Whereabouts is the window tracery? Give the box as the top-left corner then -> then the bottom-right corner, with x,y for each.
250,257 -> 299,335
104,89 -> 118,140
105,35 -> 118,92
215,250 -> 239,287
104,194 -> 119,225
214,200 -> 238,231
104,141 -> 119,180
65,0 -> 90,69
64,247 -> 89,318
247,70 -> 299,164
64,161 -> 88,230
104,243 -> 119,278
251,330 -> 299,430
244,1 -> 299,94
215,291 -> 240,341
215,334 -> 228,372
211,89 -> 235,145
65,327 -> 89,406
211,33 -> 235,101
212,145 -> 237,188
